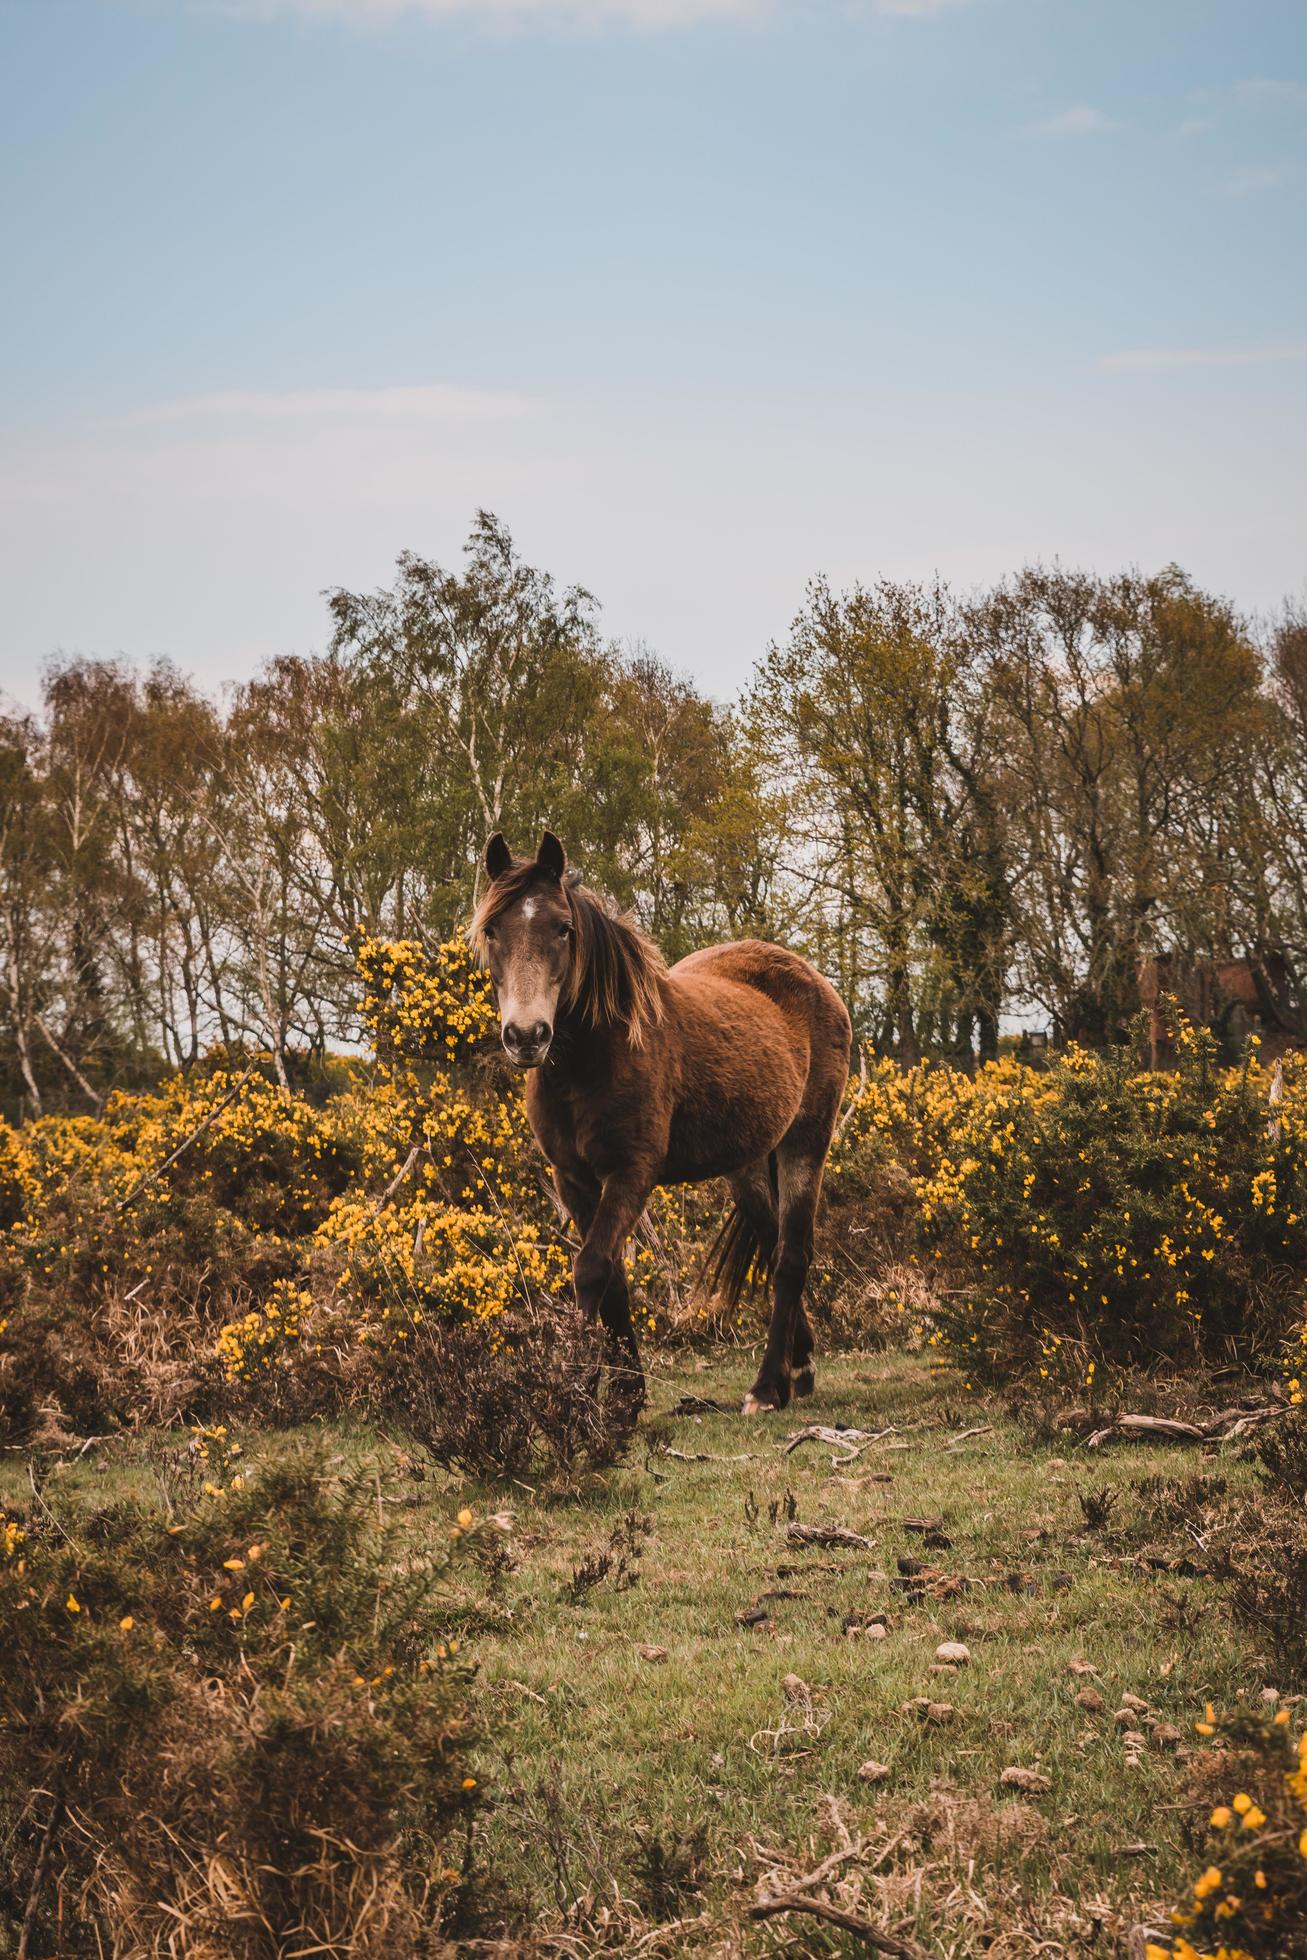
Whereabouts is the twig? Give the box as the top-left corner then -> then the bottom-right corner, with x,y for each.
784,1424 -> 894,1460
1081,1408 -> 1284,1449
117,1064 -> 258,1211
28,1462 -> 84,1556
33,1011 -> 103,1111
461,1143 -> 538,1309
786,1521 -> 877,1550
16,1780 -> 65,1960
749,1893 -> 928,1957
658,1445 -> 759,1464
833,1046 -> 869,1143
371,1141 -> 422,1215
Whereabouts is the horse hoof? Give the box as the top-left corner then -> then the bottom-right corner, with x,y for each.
741,1389 -> 783,1416
792,1368 -> 815,1399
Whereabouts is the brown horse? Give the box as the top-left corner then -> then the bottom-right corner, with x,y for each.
471,831 -> 851,1415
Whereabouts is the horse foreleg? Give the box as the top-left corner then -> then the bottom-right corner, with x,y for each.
573,1173 -> 651,1415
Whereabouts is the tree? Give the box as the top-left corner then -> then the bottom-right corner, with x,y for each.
327,512 -> 610,930
749,576 -> 1010,1058
979,566 -> 1264,1042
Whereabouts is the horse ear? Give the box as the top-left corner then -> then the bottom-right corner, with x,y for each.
485,833 -> 513,880
536,831 -> 566,881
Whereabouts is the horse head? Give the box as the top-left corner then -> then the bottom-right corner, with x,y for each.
474,831 -> 572,1068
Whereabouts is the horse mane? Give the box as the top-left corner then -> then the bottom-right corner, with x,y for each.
565,877 -> 666,1048
470,865 -> 666,1048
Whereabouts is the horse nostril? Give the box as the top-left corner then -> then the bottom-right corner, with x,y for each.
504,1021 -> 550,1052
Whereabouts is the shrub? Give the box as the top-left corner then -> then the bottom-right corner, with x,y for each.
1149,1706 -> 1307,1960
109,1064 -> 359,1236
1255,1407 -> 1307,1504
0,1436 -> 484,1957
390,1305 -> 637,1479
840,1027 -> 1307,1384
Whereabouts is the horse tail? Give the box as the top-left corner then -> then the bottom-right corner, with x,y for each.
700,1203 -> 774,1310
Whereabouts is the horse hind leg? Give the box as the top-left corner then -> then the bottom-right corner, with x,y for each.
742,1148 -> 816,1414
743,1094 -> 841,1415
791,1304 -> 816,1399
728,1158 -> 814,1396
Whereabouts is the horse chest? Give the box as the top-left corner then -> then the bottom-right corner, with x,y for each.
526,1069 -> 661,1179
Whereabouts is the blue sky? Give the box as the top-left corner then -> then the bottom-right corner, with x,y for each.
1,0 -> 1304,705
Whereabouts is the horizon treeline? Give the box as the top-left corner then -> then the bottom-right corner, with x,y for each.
2,508 -> 1305,1114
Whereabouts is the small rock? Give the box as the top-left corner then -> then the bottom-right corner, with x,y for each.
857,1759 -> 892,1783
1068,1658 -> 1099,1677
1261,1687 -> 1280,1705
1151,1723 -> 1183,1748
1047,1457 -> 1068,1470
1121,1692 -> 1151,1713
936,1641 -> 971,1666
1000,1766 -> 1051,1793
636,1643 -> 668,1664
781,1673 -> 810,1702
902,1697 -> 956,1723
1076,1687 -> 1105,1714
1113,1708 -> 1137,1728
1121,1728 -> 1148,1750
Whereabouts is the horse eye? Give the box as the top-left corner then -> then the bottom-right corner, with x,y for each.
557,923 -> 571,939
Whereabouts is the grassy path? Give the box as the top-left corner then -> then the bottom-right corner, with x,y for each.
456,1347 -> 1260,1954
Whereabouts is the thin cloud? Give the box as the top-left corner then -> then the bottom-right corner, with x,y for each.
201,0 -> 971,23
1028,104 -> 1112,138
1222,163 -> 1288,195
1099,343 -> 1307,373
206,0 -> 764,22
871,0 -> 971,15
1235,78 -> 1307,111
109,383 -> 537,431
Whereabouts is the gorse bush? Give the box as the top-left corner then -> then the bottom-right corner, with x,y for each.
0,937 -> 715,1443
840,1026 -> 1307,1386
0,1436 -> 483,1958
1149,1706 -> 1307,1960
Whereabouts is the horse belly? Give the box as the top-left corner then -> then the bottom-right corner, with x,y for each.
663,1065 -> 802,1182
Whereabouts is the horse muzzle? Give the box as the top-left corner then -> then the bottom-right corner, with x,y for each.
502,1020 -> 553,1069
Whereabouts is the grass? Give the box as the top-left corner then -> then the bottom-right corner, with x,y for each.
4,1346 -> 1281,1957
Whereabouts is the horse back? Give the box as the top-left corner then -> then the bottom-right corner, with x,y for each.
669,939 -> 850,1053
656,941 -> 851,1180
